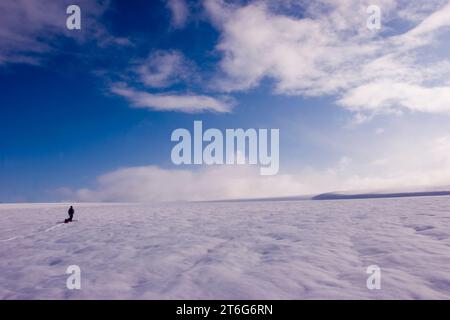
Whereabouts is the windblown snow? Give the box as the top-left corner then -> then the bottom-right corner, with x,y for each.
1,197 -> 450,299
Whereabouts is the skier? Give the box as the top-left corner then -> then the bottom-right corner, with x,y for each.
65,206 -> 75,223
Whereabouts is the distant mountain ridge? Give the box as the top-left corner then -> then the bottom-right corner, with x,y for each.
208,189 -> 450,202
312,190 -> 450,200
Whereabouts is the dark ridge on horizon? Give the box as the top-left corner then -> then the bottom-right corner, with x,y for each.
204,190 -> 450,202
312,190 -> 450,200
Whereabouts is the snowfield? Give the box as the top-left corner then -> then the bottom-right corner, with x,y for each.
1,197 -> 450,299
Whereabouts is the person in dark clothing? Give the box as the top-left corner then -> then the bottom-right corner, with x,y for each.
67,206 -> 75,222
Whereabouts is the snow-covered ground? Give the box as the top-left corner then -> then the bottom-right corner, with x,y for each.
1,197 -> 450,299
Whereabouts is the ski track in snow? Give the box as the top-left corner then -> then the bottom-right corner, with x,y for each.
1,221 -> 65,242
0,198 -> 450,299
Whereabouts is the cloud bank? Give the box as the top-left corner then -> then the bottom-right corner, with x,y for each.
73,133 -> 450,202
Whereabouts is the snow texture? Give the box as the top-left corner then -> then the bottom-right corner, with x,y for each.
1,197 -> 450,299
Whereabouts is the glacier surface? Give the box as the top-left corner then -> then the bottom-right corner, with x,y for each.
1,197 -> 450,299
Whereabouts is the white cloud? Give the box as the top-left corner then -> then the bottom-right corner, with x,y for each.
204,0 -> 450,117
166,0 -> 189,28
338,82 -> 450,114
135,50 -> 193,88
110,84 -> 233,113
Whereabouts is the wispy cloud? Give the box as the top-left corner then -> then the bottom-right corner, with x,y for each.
166,0 -> 190,28
110,83 -> 233,113
134,50 -> 194,88
0,0 -> 128,66
110,49 -> 232,113
402,2 -> 450,40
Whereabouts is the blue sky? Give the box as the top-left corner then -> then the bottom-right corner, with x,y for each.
1,0 -> 450,202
